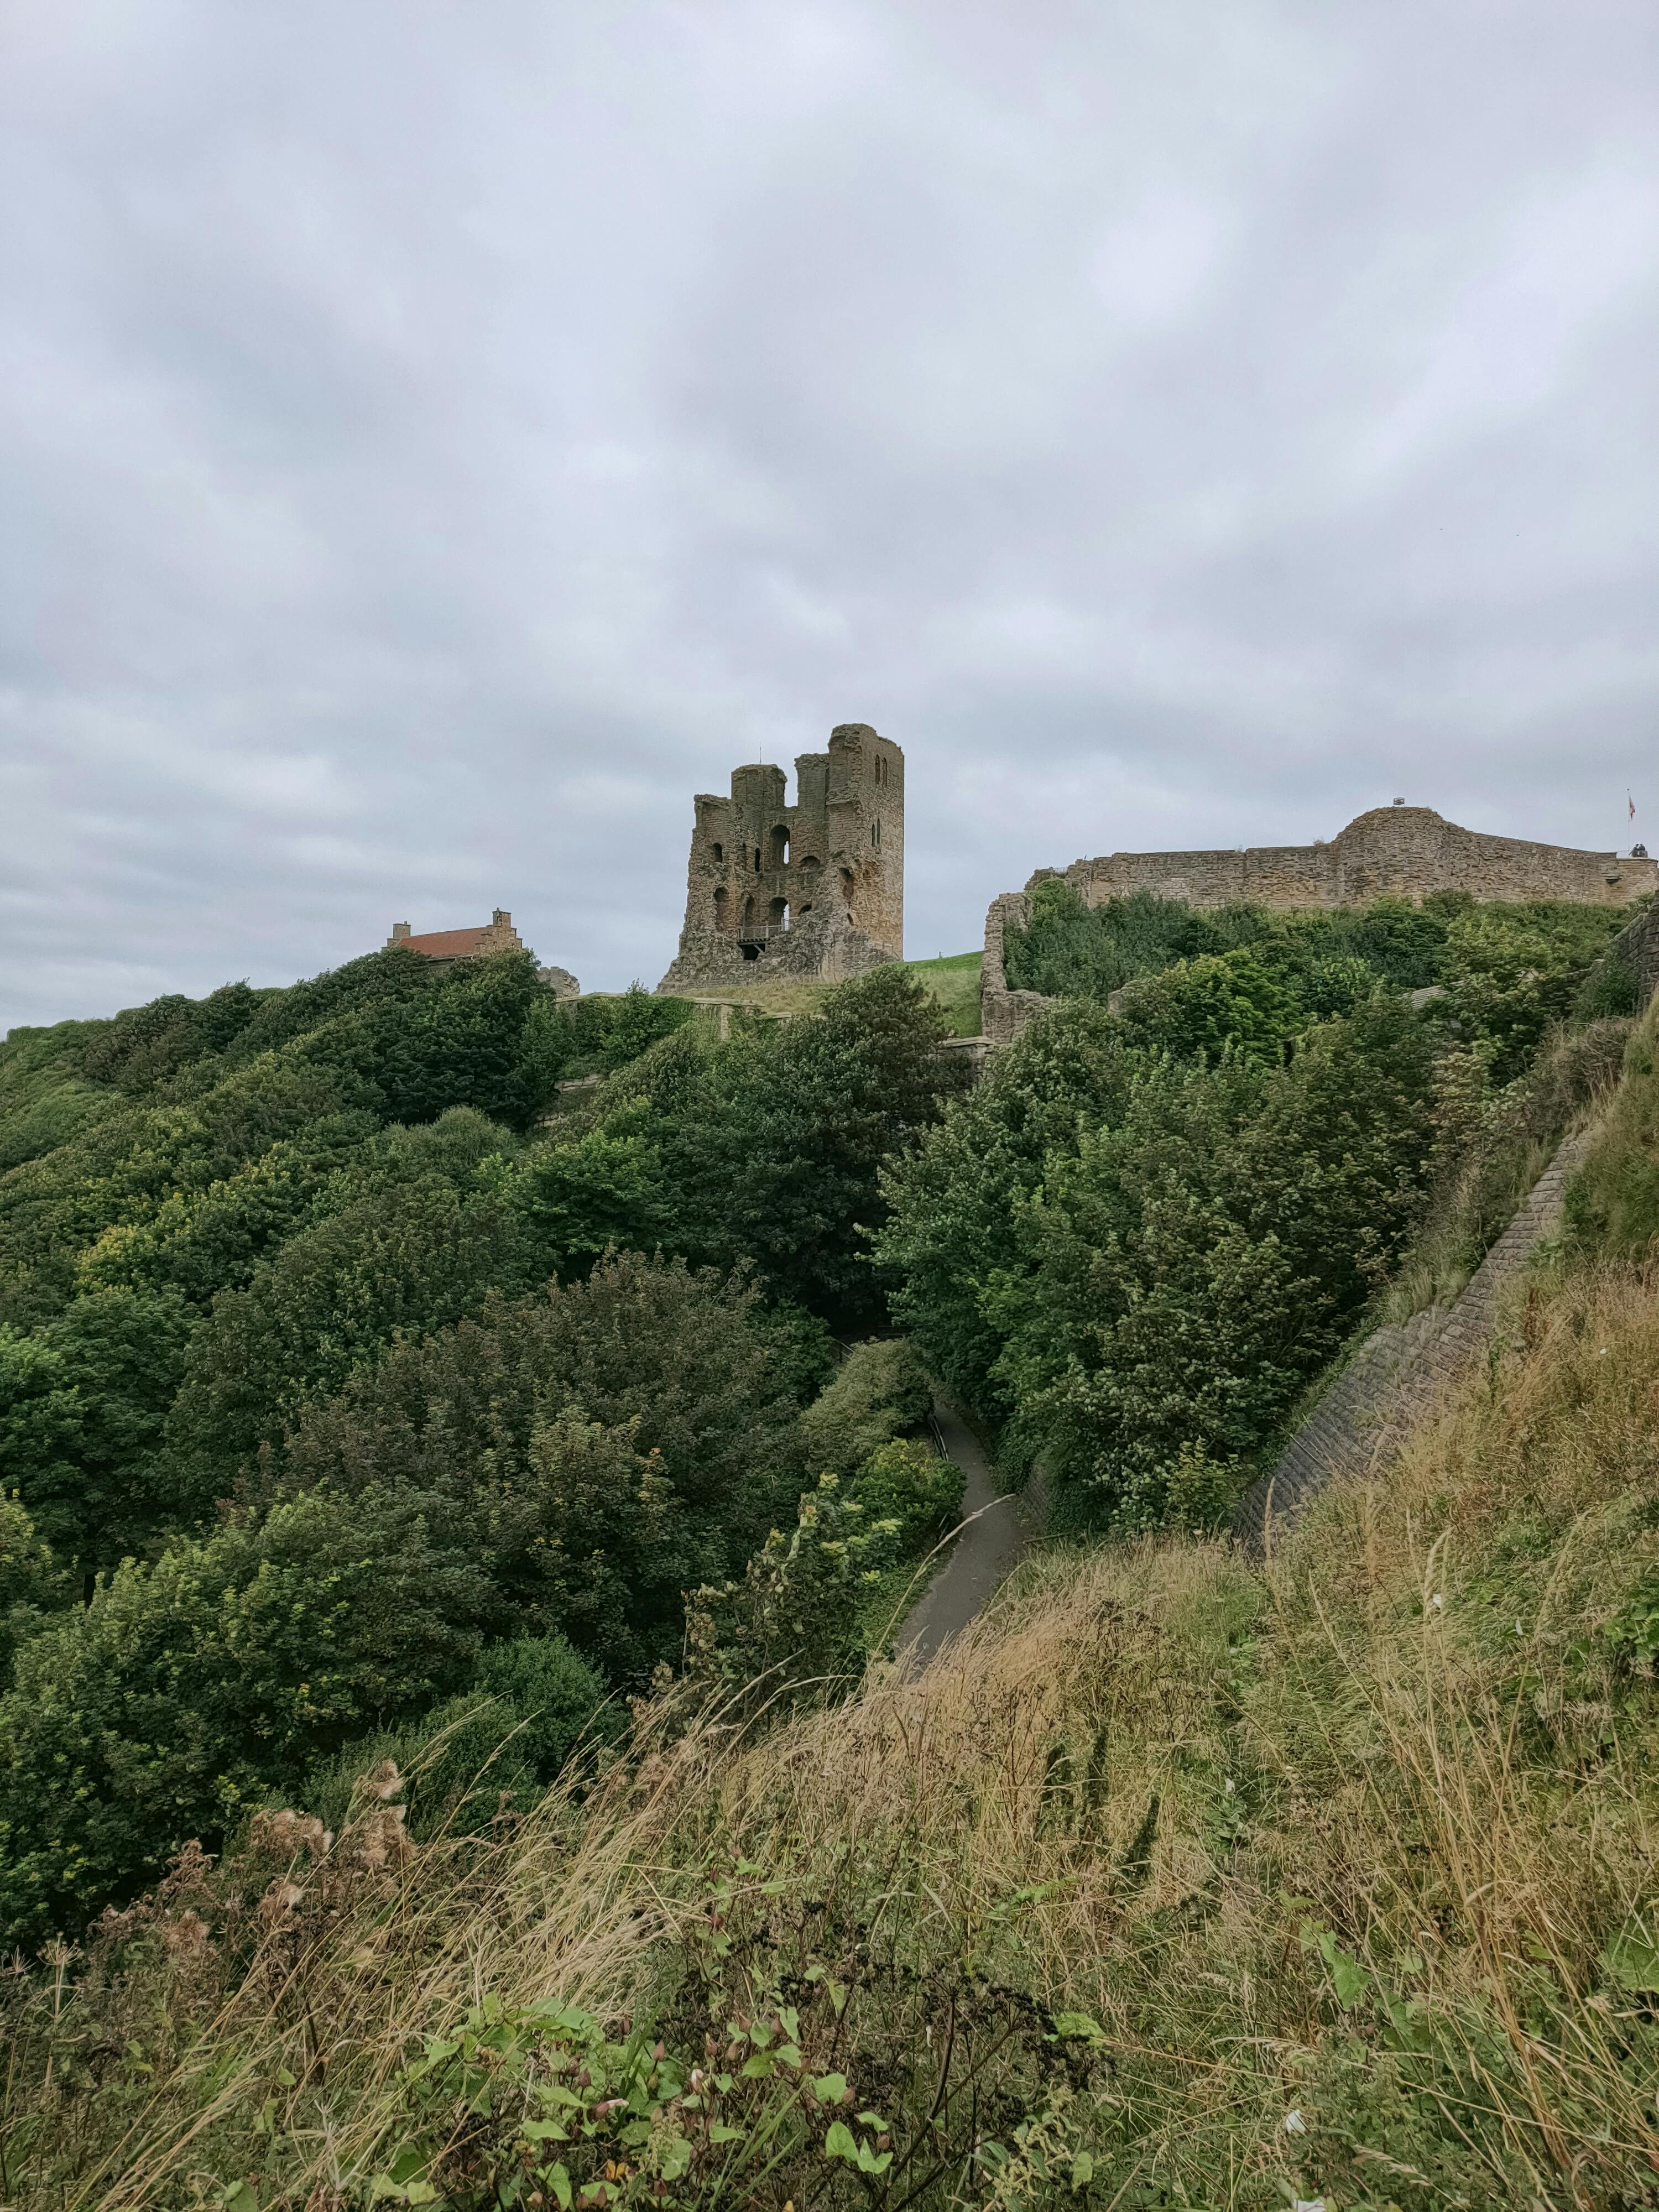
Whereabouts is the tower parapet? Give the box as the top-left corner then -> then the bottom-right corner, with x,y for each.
657,723 -> 904,993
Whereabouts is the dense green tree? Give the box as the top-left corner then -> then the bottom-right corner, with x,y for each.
0,1019 -> 123,1175
0,1484 -> 494,1942
0,1055 -> 377,1328
873,1002 -> 1136,1420
993,997 -> 1436,1528
629,963 -> 966,1321
509,1122 -> 674,1272
216,944 -> 442,1067
164,1165 -> 531,1505
799,1337 -> 933,1477
74,1109 -> 379,1307
0,1494 -> 69,1678
0,1287 -> 197,1562
78,981 -> 273,1095
273,1254 -> 810,1668
1001,883 -> 1262,998
1442,902 -> 1629,1080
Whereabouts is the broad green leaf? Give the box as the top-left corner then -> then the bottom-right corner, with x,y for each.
825,2119 -> 859,2162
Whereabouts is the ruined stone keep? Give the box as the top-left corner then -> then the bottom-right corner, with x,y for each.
980,805 -> 1659,1042
657,723 -> 904,993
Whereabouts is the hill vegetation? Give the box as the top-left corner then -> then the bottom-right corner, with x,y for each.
0,948 -> 1655,2208
0,885 -> 1651,2204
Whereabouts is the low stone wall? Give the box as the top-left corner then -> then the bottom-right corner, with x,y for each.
1610,899 -> 1659,1009
1230,1123 -> 1598,1550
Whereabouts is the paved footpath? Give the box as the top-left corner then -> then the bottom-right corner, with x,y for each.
894,1395 -> 1040,1669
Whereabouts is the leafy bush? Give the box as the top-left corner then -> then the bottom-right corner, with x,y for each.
0,1287 -> 197,1562
0,1493 -> 67,1678
993,996 -> 1436,1526
849,1434 -> 964,1550
273,1253 -> 812,1675
0,1485 -> 494,1942
163,1168 -> 531,1501
301,1631 -> 613,1839
1440,900 -> 1629,1080
0,1020 -> 122,1173
686,1473 -> 907,1697
874,1000 -> 1136,1423
799,1337 -> 933,1478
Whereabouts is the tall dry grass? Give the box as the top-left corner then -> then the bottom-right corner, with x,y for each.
8,1245 -> 1659,2200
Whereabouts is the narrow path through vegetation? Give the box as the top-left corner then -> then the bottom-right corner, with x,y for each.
894,1395 -> 1036,1667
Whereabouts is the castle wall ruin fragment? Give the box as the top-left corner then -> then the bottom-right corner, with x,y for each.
981,805 -> 1658,1042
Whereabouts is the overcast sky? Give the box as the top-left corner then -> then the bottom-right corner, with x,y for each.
2,0 -> 1656,1031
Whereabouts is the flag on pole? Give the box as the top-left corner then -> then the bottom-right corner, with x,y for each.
1630,791 -> 1637,823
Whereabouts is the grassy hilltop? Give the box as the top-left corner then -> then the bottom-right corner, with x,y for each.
669,950 -> 984,1036
0,890 -> 1653,2206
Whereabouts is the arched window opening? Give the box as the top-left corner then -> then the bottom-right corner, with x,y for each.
767,825 -> 789,869
712,842 -> 723,863
769,898 -> 788,932
754,847 -> 762,873
799,853 -> 821,873
713,886 -> 730,931
840,868 -> 855,907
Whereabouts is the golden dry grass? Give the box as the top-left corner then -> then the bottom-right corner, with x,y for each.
9,1147 -> 1659,2206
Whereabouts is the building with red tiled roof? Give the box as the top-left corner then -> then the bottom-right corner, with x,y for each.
382,911 -> 581,998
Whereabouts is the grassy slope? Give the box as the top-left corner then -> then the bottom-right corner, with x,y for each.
9,1014 -> 1658,2210
673,952 -> 983,1037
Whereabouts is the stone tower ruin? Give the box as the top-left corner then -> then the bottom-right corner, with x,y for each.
657,723 -> 903,993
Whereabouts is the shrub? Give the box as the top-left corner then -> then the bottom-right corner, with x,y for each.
300,1631 -> 613,1839
0,1493 -> 67,1679
164,1161 -> 531,1500
874,1001 -> 1136,1423
995,996 -> 1436,1526
273,1253 -> 813,1674
848,1435 -> 964,1550
0,1287 -> 196,1562
0,1484 -> 494,1942
799,1337 -> 933,1478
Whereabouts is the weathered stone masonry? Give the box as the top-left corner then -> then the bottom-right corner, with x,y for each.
982,806 -> 1658,1041
658,724 -> 904,993
1229,1124 -> 1599,1548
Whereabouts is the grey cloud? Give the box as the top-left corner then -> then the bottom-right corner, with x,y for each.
1,0 -> 1655,1032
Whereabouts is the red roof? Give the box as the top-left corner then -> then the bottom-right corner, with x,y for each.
401,927 -> 492,959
